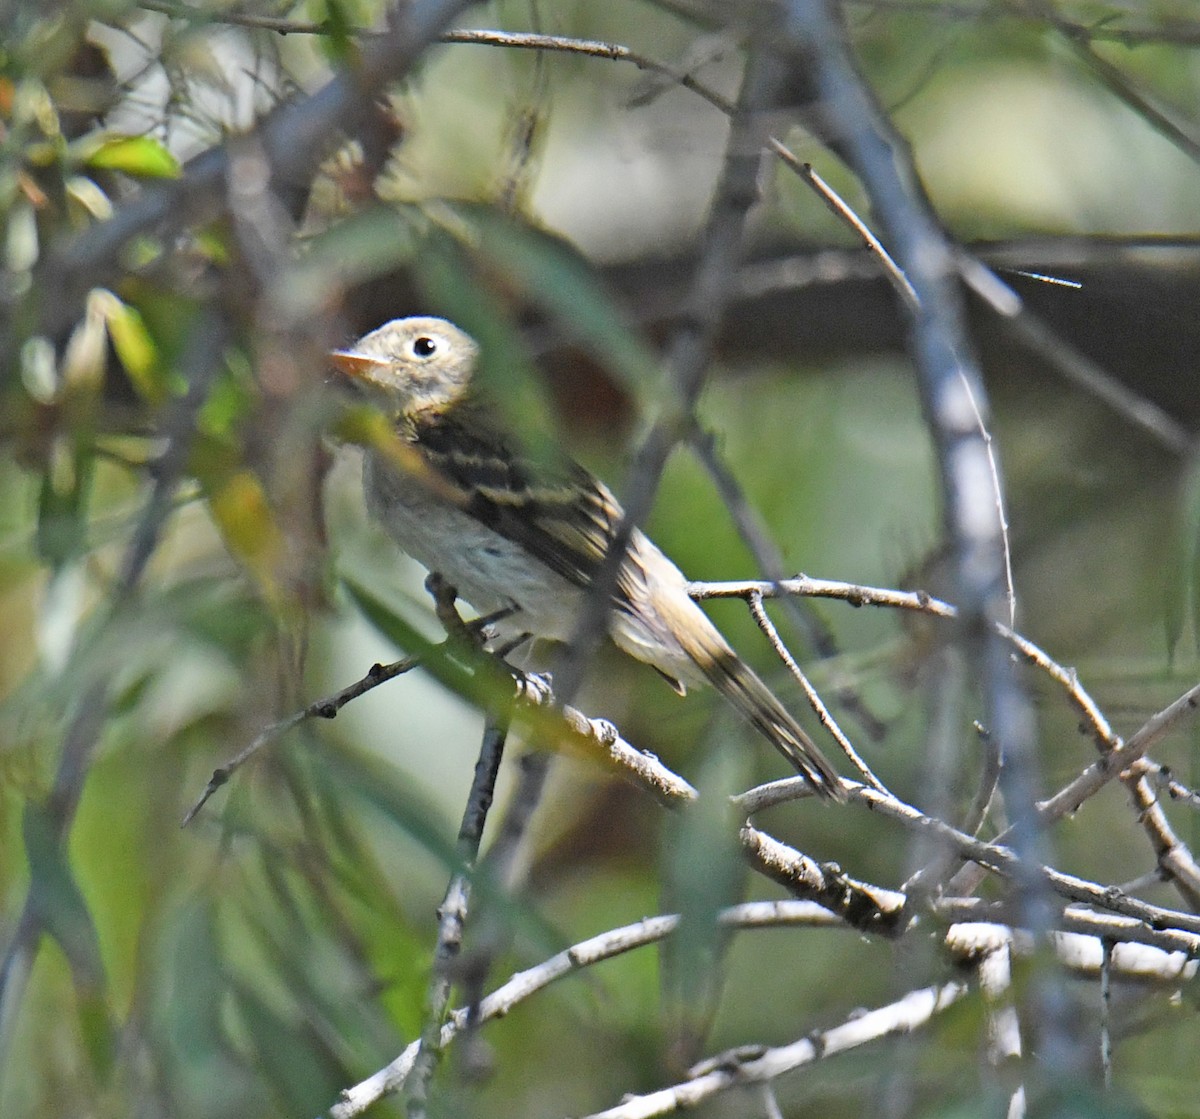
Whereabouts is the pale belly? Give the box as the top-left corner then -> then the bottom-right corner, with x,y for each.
364,455 -> 586,640
363,454 -> 705,688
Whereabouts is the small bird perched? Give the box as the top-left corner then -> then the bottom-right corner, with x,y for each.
331,316 -> 843,800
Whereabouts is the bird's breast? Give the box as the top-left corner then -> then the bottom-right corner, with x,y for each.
363,453 -> 585,641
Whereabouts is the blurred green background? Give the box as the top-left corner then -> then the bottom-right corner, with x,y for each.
2,1 -> 1200,1116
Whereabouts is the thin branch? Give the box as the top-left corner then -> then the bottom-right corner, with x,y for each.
1100,937 -> 1114,1090
518,680 -> 699,807
689,428 -> 890,743
745,590 -> 886,790
689,575 -> 1117,752
740,824 -> 907,935
583,980 -> 972,1119
942,903 -> 1200,964
182,634 -> 697,834
1151,763 -> 1200,810
1122,762 -> 1200,911
145,0 -> 1200,52
767,148 -> 918,308
845,1 -> 1200,50
181,654 -> 420,826
1033,679 -> 1200,828
406,711 -> 510,1116
690,574 -> 955,614
328,892 -> 1193,1119
140,0 -> 328,33
744,777 -> 1200,941
1046,10 -> 1200,167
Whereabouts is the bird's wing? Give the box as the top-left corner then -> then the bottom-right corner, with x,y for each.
413,411 -> 622,592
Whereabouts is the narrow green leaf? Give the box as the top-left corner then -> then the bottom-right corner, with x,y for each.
207,470 -> 286,605
443,205 -> 662,406
36,440 -> 94,567
229,978 -> 342,1114
317,0 -> 354,61
99,290 -> 176,403
412,225 -> 561,464
23,800 -> 115,1077
340,573 -> 524,717
83,135 -> 180,179
660,745 -> 745,1056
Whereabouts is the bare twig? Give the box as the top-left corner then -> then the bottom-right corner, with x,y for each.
742,777 -> 1200,942
689,429 -> 889,742
181,654 -> 420,826
1048,11 -> 1200,167
745,590 -> 886,790
689,575 -> 1116,752
1033,680 -> 1200,827
583,980 -> 972,1119
519,684 -> 700,807
740,824 -> 906,935
1122,762 -> 1200,910
329,893 -> 1193,1119
406,711 -> 510,1116
768,148 -> 918,308
1100,937 -> 1114,1091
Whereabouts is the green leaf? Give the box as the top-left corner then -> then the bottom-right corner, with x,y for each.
442,205 -> 662,407
229,977 -> 342,1115
83,135 -> 180,179
101,291 -> 176,403
316,0 -> 354,61
188,434 -> 286,605
660,746 -> 745,1056
411,225 -> 561,464
340,573 -> 528,718
36,440 -> 94,567
340,575 -> 444,670
23,800 -> 115,1078
313,740 -> 568,969
206,470 -> 286,604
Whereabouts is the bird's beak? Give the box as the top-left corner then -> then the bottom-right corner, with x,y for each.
329,349 -> 390,387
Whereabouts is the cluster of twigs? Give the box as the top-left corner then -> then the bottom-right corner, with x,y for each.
180,568 -> 1200,1118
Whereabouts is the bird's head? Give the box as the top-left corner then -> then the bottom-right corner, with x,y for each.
330,316 -> 480,419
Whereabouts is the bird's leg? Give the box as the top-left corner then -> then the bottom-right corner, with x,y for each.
424,572 -> 521,651
426,572 -> 474,644
423,574 -> 544,702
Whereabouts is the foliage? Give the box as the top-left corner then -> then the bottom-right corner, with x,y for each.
2,2 -> 1200,1118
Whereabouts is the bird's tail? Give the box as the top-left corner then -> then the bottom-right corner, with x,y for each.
675,614 -> 845,802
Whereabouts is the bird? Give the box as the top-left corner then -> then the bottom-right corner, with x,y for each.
330,316 -> 843,800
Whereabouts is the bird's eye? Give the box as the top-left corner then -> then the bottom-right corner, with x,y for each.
412,336 -> 439,358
